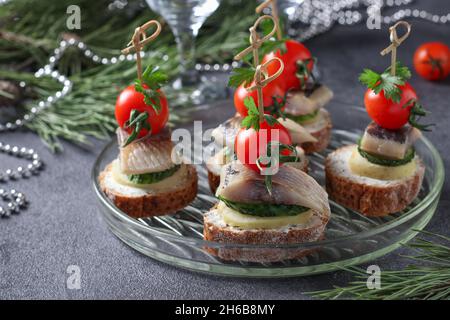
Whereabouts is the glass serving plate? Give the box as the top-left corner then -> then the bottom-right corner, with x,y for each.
92,104 -> 444,277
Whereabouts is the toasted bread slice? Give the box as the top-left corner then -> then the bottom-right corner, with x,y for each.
203,206 -> 328,262
325,145 -> 425,217
301,108 -> 332,154
99,162 -> 198,218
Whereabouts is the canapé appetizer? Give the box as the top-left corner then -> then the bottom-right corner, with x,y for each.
203,22 -> 330,261
325,21 -> 430,216
99,21 -> 198,218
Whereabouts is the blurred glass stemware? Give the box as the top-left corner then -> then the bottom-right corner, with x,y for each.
145,0 -> 222,104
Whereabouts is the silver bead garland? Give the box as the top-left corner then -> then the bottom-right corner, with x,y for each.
0,142 -> 40,217
0,188 -> 27,217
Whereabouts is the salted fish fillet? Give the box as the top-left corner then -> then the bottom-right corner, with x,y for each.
285,85 -> 334,116
277,118 -> 317,144
360,123 -> 422,160
216,161 -> 330,215
211,115 -> 243,149
117,128 -> 179,175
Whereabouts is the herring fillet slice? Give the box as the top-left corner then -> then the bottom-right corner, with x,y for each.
117,128 -> 178,175
285,85 -> 334,116
360,123 -> 422,160
211,115 -> 243,149
277,118 -> 318,144
216,161 -> 330,215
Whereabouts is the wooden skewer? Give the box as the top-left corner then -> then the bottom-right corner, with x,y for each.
234,15 -> 278,61
234,15 -> 279,122
256,0 -> 282,40
122,20 -> 162,82
380,21 -> 411,76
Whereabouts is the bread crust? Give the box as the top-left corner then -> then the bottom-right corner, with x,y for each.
203,207 -> 328,262
325,146 -> 425,217
207,170 -> 221,194
99,163 -> 198,218
301,110 -> 332,154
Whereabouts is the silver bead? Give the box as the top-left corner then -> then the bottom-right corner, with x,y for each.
26,149 -> 35,159
7,202 -> 18,213
19,147 -> 27,157
17,166 -> 24,176
32,153 -> 39,160
6,123 -> 16,130
32,159 -> 42,169
10,189 -> 17,197
5,169 -> 13,178
27,163 -> 35,172
0,206 -> 10,218
0,189 -> 7,198
11,146 -> 19,155
16,192 -> 25,201
3,144 -> 11,153
15,197 -> 25,207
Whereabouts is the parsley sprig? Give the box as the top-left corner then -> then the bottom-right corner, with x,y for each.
407,99 -> 434,131
240,96 -> 279,131
228,66 -> 256,88
359,62 -> 411,103
134,65 -> 168,112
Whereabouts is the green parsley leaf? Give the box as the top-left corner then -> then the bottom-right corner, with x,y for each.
141,65 -> 168,90
386,62 -> 412,81
134,65 -> 168,113
241,96 -> 261,131
260,39 -> 287,57
228,66 -> 255,88
359,62 -> 412,104
359,69 -> 381,89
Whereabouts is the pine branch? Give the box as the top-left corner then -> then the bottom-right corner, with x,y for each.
309,230 -> 450,300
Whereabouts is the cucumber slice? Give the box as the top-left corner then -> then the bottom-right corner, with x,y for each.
127,165 -> 180,184
286,109 -> 319,124
357,144 -> 415,167
218,196 -> 310,217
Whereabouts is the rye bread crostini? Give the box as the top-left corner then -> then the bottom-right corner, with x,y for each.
325,25 -> 431,216
99,20 -> 197,218
100,129 -> 198,218
204,160 -> 330,262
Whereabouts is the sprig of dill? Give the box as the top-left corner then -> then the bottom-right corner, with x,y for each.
309,230 -> 450,300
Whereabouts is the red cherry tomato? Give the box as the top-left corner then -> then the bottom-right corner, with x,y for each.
413,42 -> 450,81
364,82 -> 418,130
115,85 -> 169,137
235,120 -> 292,173
234,81 -> 286,117
234,59 -> 286,117
263,40 -> 313,91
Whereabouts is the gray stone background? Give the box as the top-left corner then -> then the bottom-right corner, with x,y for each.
0,0 -> 449,299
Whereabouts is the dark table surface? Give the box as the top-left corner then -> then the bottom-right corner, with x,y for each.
1,0 -> 449,299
